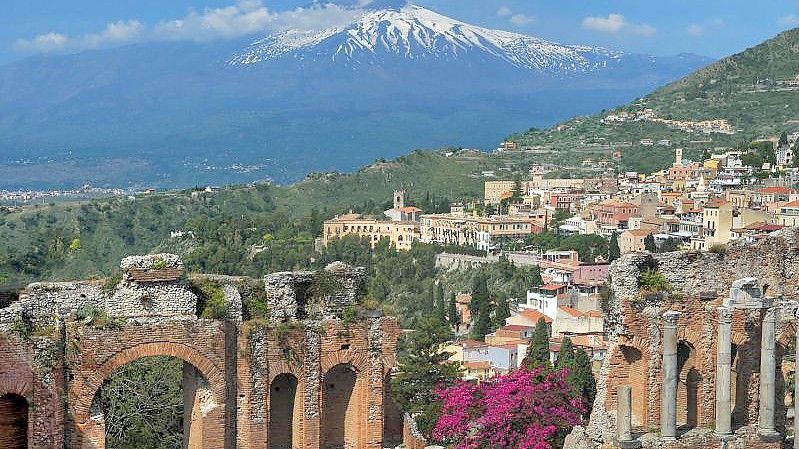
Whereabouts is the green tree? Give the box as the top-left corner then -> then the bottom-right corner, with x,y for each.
556,337 -> 596,415
391,318 -> 461,437
780,131 -> 789,148
435,282 -> 447,323
608,233 -> 621,262
572,349 -> 597,413
447,291 -> 460,330
470,273 -> 488,317
493,292 -> 510,329
525,317 -> 551,370
471,302 -> 493,341
643,234 -> 657,252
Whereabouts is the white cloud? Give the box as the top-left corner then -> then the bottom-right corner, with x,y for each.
496,7 -> 512,17
687,24 -> 704,37
778,14 -> 799,27
581,13 -> 655,36
16,20 -> 144,53
15,0 -> 364,54
509,14 -> 534,26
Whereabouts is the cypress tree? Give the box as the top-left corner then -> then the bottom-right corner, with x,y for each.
644,234 -> 657,252
435,283 -> 447,323
493,293 -> 511,329
572,348 -> 597,413
470,304 -> 492,342
608,233 -> 621,262
447,292 -> 460,330
525,317 -> 551,369
556,336 -> 576,371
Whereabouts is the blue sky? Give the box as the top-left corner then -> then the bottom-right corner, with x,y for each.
2,0 -> 798,64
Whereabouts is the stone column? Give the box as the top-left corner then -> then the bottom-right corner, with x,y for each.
715,307 -> 733,438
661,311 -> 680,441
758,306 -> 780,440
614,385 -> 641,448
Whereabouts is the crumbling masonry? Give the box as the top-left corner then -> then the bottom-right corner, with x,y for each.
570,228 -> 799,449
0,255 -> 402,449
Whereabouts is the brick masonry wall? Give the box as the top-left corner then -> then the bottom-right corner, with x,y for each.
587,229 -> 799,448
0,257 -> 402,449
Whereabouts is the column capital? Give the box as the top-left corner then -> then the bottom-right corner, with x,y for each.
717,306 -> 732,323
662,310 -> 681,325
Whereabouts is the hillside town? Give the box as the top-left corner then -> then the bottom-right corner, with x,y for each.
318,133 -> 799,382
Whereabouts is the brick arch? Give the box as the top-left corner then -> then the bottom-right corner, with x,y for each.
606,340 -> 651,428
676,340 -> 703,428
321,362 -> 368,449
321,350 -> 369,374
74,341 -> 226,425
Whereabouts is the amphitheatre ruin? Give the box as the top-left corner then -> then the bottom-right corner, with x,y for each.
0,254 -> 402,449
5,230 -> 799,449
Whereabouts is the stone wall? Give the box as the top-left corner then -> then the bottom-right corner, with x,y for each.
584,229 -> 799,449
0,254 -> 401,449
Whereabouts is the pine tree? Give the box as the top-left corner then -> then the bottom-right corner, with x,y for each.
644,234 -> 657,252
493,293 -> 511,329
447,292 -> 460,330
525,317 -> 551,369
608,233 -> 621,262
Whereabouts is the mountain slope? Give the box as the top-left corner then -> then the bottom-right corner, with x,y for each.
0,2 -> 709,190
512,27 -> 799,172
230,4 -> 621,72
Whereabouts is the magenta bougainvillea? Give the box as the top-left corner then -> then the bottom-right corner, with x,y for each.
432,367 -> 585,449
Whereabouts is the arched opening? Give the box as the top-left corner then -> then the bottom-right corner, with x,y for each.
731,342 -> 754,427
322,363 -> 362,449
269,373 -> 301,449
0,393 -> 28,449
676,341 -> 700,429
618,345 -> 647,428
89,355 -> 218,449
383,373 -> 403,447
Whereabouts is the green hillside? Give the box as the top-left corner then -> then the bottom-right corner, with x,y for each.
512,28 -> 799,163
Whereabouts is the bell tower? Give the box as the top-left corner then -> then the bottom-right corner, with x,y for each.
394,190 -> 406,209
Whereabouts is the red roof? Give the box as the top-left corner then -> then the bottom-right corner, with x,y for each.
784,200 -> 799,207
520,309 -> 553,324
704,199 -> 729,208
500,324 -> 534,332
540,283 -> 566,291
399,206 -> 422,213
559,306 -> 583,318
583,310 -> 603,318
759,186 -> 794,194
464,361 -> 491,369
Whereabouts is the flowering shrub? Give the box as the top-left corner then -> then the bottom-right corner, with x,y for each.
433,367 -> 585,449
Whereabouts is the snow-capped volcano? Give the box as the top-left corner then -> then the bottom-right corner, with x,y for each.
229,3 -> 621,72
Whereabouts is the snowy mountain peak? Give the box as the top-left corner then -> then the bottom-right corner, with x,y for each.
228,3 -> 621,72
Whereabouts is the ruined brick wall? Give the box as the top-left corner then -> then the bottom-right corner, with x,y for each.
0,255 -> 401,449
585,229 -> 799,448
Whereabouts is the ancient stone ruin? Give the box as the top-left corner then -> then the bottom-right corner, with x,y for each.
0,254 -> 402,449
577,228 -> 799,449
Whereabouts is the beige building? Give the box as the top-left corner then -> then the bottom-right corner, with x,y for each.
619,229 -> 653,254
484,180 -> 534,204
323,213 -> 420,250
420,213 -> 537,251
778,200 -> 799,227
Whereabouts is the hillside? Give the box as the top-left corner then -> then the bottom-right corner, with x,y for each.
511,28 -> 799,166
